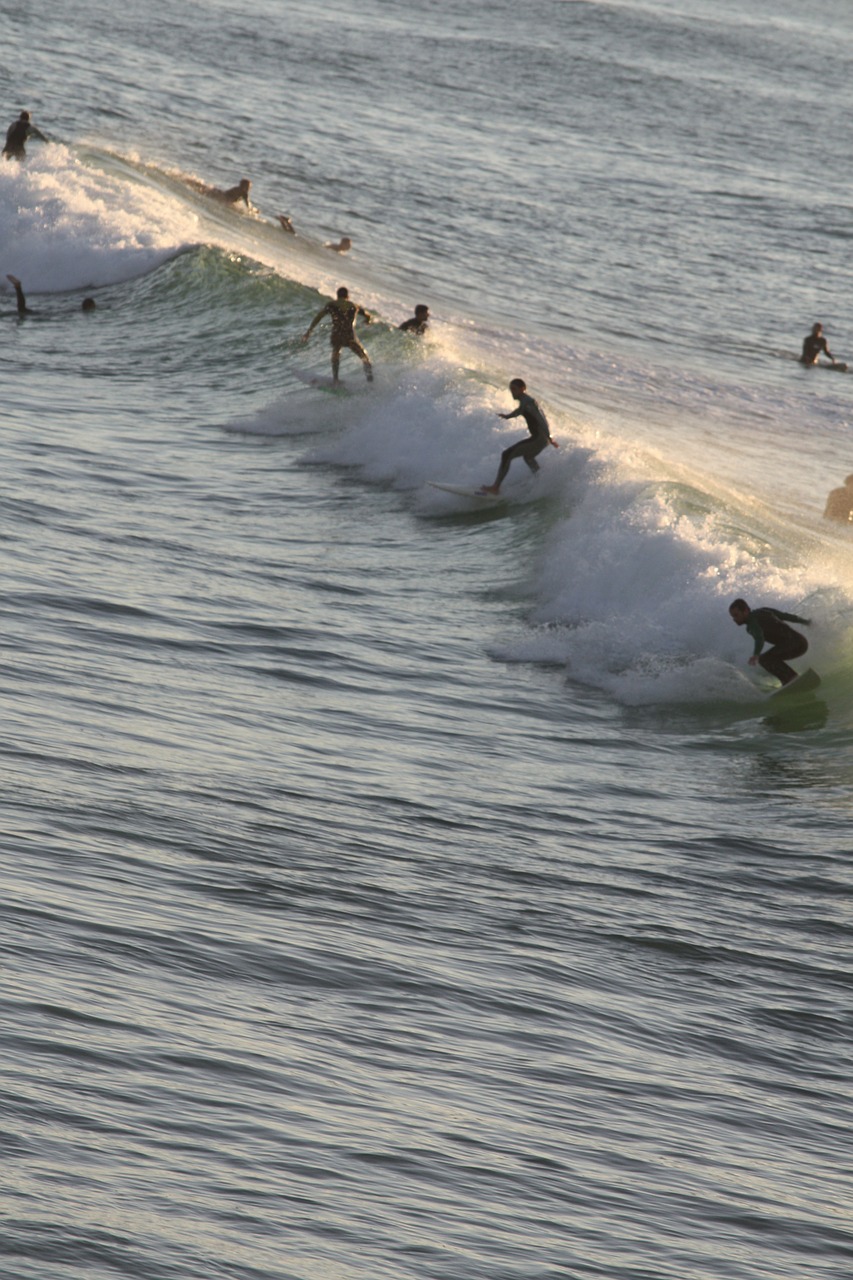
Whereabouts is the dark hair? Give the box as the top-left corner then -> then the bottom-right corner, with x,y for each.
729,598 -> 749,612
509,378 -> 526,391
336,286 -> 349,299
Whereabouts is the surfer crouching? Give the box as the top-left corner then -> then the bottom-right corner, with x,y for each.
728,599 -> 810,687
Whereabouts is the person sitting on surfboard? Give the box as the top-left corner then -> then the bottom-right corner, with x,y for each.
301,286 -> 373,384
728,599 -> 811,687
800,323 -> 837,367
480,379 -> 557,495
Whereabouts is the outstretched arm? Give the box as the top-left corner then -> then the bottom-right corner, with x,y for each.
302,305 -> 328,342
7,273 -> 26,314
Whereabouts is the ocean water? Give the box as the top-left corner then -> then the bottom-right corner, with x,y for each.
2,2 -> 852,1279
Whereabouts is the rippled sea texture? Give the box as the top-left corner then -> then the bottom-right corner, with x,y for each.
3,1 -> 853,1278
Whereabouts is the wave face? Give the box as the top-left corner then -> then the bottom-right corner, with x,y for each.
2,3 -> 852,1280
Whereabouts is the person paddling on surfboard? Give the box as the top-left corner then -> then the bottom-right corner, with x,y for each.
479,379 -> 557,495
800,322 -> 840,367
6,275 -> 95,315
728,598 -> 811,687
301,286 -> 374,385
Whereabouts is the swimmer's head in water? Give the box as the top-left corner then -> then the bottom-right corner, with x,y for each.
81,297 -> 96,311
415,305 -> 429,318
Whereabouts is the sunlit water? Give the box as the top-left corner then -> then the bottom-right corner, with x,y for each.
2,2 -> 852,1279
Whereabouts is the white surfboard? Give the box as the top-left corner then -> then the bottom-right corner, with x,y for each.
768,667 -> 821,698
294,370 -> 361,393
429,482 -> 503,501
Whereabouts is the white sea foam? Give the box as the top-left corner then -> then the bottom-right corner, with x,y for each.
243,354 -> 853,704
0,145 -> 201,293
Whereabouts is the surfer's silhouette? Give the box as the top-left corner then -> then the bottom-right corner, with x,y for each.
3,110 -> 47,160
480,379 -> 557,496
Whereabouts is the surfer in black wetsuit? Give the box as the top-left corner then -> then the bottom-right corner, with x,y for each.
399,305 -> 429,336
728,598 -> 811,686
3,110 -> 47,160
301,286 -> 373,384
480,379 -> 557,495
800,323 -> 836,366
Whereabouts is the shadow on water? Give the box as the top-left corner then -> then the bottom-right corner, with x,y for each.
763,696 -> 829,733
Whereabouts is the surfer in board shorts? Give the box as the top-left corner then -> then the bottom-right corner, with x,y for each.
301,286 -> 374,384
728,599 -> 811,687
480,379 -> 557,495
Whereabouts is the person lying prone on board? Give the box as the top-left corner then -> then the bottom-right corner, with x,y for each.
6,275 -> 96,316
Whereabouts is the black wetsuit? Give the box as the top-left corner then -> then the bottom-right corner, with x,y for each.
3,116 -> 46,160
746,607 -> 809,685
801,332 -> 832,365
399,315 -> 428,335
494,392 -> 552,487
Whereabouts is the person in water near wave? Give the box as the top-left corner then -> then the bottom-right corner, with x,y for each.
214,178 -> 252,207
399,304 -> 429,335
277,214 -> 295,234
3,110 -> 48,160
800,322 -> 838,367
479,379 -> 557,495
325,236 -> 352,253
728,598 -> 811,687
301,285 -> 373,384
6,274 -> 95,315
823,474 -> 853,524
